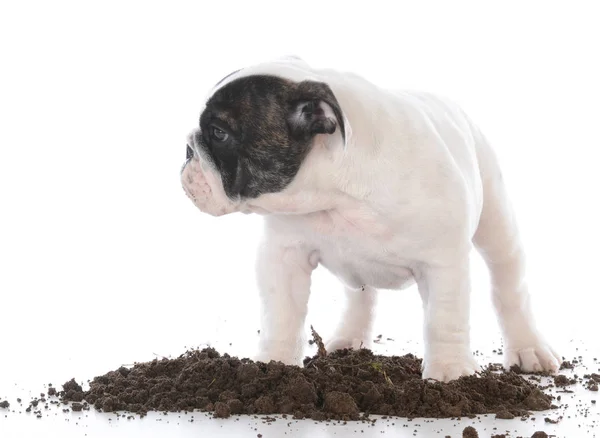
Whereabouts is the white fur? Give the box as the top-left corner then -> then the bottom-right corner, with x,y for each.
181,158 -> 237,217
182,57 -> 560,382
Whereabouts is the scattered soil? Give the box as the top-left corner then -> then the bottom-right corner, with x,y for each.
559,360 -> 574,370
0,400 -> 10,409
585,373 -> 600,392
59,344 -> 555,420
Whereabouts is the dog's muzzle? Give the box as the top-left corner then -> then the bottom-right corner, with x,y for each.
180,132 -> 239,217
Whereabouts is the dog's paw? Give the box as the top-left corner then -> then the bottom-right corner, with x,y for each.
254,350 -> 301,366
254,340 -> 303,366
422,355 -> 480,382
325,336 -> 369,353
504,342 -> 561,374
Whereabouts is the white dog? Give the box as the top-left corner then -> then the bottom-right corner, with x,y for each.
181,56 -> 560,382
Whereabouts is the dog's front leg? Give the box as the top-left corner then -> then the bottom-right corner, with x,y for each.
417,259 -> 480,382
254,239 -> 315,366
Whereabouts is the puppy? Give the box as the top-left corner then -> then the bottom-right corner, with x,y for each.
181,56 -> 560,381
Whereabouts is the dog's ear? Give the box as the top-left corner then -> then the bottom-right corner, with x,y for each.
287,81 -> 346,145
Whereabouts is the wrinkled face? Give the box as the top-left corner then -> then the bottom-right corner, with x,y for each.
181,73 -> 345,216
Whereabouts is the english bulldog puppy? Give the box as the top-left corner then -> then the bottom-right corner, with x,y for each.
181,56 -> 560,381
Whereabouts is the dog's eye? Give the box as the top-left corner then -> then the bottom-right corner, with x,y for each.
211,127 -> 229,142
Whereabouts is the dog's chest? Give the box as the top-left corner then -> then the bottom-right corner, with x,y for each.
289,209 -> 416,290
319,245 -> 416,290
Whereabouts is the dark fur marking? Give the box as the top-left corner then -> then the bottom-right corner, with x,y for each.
197,75 -> 345,199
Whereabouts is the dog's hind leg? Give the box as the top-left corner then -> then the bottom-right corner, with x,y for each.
325,285 -> 378,353
472,134 -> 560,373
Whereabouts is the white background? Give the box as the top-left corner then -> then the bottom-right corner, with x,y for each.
1,1 -> 599,437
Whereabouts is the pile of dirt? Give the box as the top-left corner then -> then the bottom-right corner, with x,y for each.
60,346 -> 555,421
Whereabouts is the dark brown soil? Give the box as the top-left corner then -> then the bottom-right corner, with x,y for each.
62,378 -> 84,402
495,409 -> 515,419
553,374 -> 576,386
60,347 -> 555,421
531,432 -> 549,438
585,373 -> 600,392
462,425 -> 479,437
559,360 -> 574,370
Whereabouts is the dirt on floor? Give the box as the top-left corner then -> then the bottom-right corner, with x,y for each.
59,338 -> 556,421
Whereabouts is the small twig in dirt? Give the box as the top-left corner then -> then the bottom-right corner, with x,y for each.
371,362 -> 394,386
310,325 -> 327,357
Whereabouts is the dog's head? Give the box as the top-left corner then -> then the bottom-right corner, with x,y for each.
181,58 -> 347,217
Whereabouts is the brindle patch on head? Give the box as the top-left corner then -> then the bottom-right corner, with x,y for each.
197,75 -> 344,199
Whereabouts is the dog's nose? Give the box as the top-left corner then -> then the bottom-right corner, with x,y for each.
186,144 -> 194,160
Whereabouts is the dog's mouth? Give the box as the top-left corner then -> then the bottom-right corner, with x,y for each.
180,154 -> 241,217
181,142 -> 200,174
181,159 -> 191,175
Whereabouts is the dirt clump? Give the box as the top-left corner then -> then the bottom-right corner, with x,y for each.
462,425 -> 479,437
553,374 -> 575,386
323,391 -> 359,416
58,344 -> 556,421
61,378 -> 84,402
531,432 -> 549,438
559,360 -> 574,370
213,401 -> 231,418
589,373 -> 600,382
495,409 -> 515,419
585,373 -> 600,392
523,388 -> 553,410
0,400 -> 9,409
